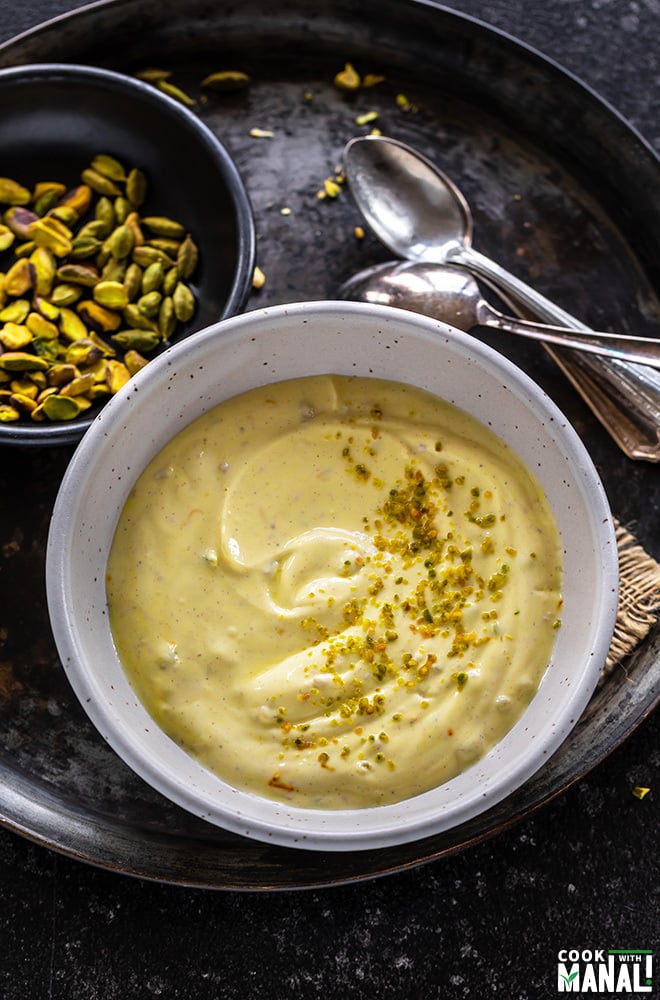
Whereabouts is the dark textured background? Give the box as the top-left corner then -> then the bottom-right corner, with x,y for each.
0,2 -> 658,998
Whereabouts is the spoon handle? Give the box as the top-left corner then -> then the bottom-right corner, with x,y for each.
454,245 -> 660,462
483,315 -> 660,368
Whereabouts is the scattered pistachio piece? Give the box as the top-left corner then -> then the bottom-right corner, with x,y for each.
395,93 -> 417,112
334,62 -> 361,91
156,79 -> 196,107
135,68 -> 172,82
201,70 -> 251,91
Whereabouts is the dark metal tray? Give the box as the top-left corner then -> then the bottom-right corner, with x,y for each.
0,0 -> 658,890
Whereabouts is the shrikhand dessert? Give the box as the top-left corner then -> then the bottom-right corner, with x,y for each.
106,374 -> 563,809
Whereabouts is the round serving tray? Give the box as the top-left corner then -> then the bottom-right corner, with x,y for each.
0,0 -> 658,889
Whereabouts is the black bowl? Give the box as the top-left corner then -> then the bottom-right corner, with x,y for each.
0,63 -> 255,447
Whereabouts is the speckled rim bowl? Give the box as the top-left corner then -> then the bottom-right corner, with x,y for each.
46,301 -> 618,852
0,62 -> 255,447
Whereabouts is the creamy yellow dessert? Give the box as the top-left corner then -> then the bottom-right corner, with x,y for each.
107,374 -> 563,809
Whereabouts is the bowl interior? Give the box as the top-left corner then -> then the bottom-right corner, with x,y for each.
46,302 -> 618,851
0,63 -> 255,446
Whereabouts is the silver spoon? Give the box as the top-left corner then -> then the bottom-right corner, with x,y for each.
339,260 -> 660,368
342,134 -> 660,461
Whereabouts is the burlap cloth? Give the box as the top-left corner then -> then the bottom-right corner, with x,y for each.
604,519 -> 660,680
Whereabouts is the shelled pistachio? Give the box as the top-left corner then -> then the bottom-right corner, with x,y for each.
0,158 -> 200,423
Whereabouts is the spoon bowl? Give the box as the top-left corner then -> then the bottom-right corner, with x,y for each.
343,135 -> 471,263
339,260 -> 660,368
342,135 -> 660,461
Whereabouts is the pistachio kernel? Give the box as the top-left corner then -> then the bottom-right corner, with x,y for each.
47,363 -> 79,387
101,257 -> 129,283
176,234 -> 199,279
0,177 -> 31,206
158,296 -> 176,340
56,262 -> 99,287
137,290 -> 162,318
93,280 -> 130,311
141,216 -> 186,239
28,216 -> 73,257
0,322 -> 32,350
90,154 -> 127,183
105,359 -> 131,393
41,393 -> 81,420
172,281 -> 195,322
0,225 -> 15,252
0,299 -> 30,324
125,168 -> 147,208
30,247 -> 57,295
50,284 -> 83,308
59,185 -> 93,217
0,351 -> 50,373
4,206 -> 39,239
81,168 -> 122,197
112,329 -> 161,352
141,261 -> 164,294
26,312 -> 60,340
123,303 -> 158,331
58,308 -> 89,342
11,390 -> 38,414
32,296 -> 60,322
123,262 -> 144,300
0,403 -> 20,422
76,300 -> 122,333
123,349 -> 150,375
109,224 -> 136,261
4,259 -> 34,297
59,372 -> 96,397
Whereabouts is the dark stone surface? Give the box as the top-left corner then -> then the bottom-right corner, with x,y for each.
0,2 -> 658,998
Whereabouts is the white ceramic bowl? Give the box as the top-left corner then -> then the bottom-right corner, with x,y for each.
46,301 -> 618,851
